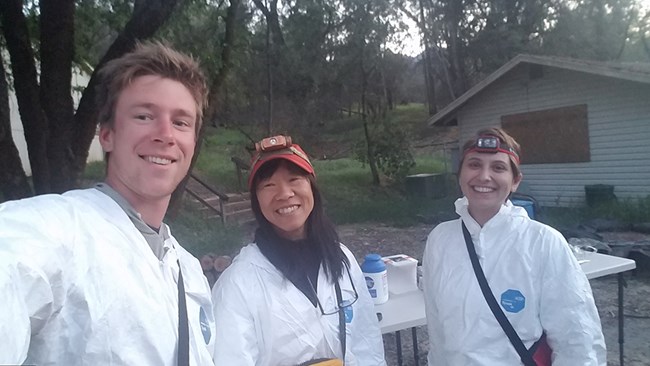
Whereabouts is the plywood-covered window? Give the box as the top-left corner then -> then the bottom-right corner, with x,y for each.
501,104 -> 590,164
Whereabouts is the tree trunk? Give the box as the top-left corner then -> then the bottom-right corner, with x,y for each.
362,118 -> 380,186
251,0 -> 285,48
0,59 -> 32,200
445,0 -> 467,96
0,0 -> 51,194
72,0 -> 181,181
265,12 -> 274,135
359,53 -> 380,186
418,0 -> 437,115
40,0 -> 76,193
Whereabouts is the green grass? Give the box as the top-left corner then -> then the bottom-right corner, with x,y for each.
313,157 -> 451,226
411,153 -> 449,175
194,127 -> 251,191
388,103 -> 429,125
313,103 -> 430,145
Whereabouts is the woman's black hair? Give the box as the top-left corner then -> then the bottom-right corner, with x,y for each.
250,159 -> 349,281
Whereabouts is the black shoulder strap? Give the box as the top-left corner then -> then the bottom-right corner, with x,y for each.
334,280 -> 346,361
461,222 -> 535,366
177,260 -> 190,366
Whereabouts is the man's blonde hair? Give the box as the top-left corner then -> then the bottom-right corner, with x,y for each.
95,41 -> 209,134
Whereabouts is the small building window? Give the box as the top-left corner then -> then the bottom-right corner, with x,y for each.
501,104 -> 590,164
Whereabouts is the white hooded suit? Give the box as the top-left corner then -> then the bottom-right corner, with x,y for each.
423,198 -> 606,365
0,188 -> 216,365
212,243 -> 386,366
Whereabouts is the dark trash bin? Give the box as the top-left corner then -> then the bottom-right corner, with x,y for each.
510,192 -> 540,220
511,198 -> 536,220
584,184 -> 616,207
405,173 -> 446,199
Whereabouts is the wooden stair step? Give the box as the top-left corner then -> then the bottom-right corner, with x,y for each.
224,200 -> 252,213
225,207 -> 255,222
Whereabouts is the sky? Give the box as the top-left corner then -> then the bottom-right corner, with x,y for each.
389,15 -> 421,57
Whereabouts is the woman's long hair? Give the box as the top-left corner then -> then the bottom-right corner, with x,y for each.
250,159 -> 348,281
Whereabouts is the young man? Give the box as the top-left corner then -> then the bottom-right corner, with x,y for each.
0,42 -> 215,366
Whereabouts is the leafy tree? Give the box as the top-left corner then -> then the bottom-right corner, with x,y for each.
354,111 -> 416,183
541,0 -> 640,61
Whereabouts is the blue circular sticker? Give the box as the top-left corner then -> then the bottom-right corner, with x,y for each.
500,289 -> 526,313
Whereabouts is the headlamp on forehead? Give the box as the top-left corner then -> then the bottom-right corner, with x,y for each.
466,134 -> 520,164
476,136 -> 499,149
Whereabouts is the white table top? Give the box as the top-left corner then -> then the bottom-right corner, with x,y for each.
580,252 -> 636,280
375,289 -> 427,334
375,253 -> 636,334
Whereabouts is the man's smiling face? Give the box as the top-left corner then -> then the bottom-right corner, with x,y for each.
100,75 -> 197,208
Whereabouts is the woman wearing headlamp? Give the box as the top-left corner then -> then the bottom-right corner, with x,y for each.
422,127 -> 606,365
211,135 -> 386,366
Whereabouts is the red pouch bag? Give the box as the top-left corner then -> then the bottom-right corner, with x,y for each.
530,333 -> 552,366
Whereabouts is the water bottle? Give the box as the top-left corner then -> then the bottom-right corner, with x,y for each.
361,253 -> 389,305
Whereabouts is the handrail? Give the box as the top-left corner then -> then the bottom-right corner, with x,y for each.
190,173 -> 229,201
184,189 -> 227,225
231,156 -> 251,170
231,156 -> 251,191
185,173 -> 229,225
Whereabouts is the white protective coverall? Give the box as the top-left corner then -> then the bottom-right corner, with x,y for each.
423,197 -> 606,366
212,243 -> 386,366
0,188 -> 216,365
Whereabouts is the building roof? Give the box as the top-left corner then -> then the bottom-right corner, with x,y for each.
427,54 -> 650,126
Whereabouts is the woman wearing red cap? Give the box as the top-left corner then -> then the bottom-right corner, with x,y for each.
211,135 -> 386,366
422,127 -> 606,365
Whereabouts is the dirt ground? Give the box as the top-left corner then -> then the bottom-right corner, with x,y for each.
338,223 -> 650,366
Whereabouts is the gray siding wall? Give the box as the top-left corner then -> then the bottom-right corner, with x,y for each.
457,65 -> 650,207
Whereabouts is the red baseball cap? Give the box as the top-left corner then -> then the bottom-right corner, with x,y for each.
248,142 -> 314,190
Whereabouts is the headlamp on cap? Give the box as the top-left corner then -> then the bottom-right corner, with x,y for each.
465,135 -> 520,164
255,135 -> 293,152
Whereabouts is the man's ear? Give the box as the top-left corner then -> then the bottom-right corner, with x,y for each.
99,125 -> 114,153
